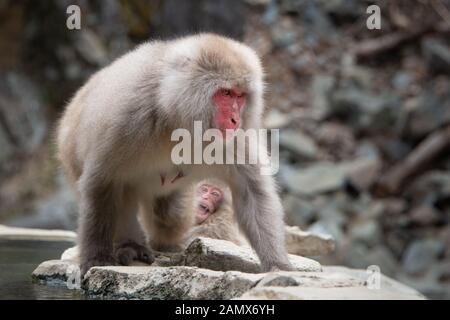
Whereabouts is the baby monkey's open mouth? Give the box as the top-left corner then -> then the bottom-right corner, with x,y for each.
198,204 -> 210,215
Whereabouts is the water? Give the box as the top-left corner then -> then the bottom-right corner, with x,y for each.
0,239 -> 86,300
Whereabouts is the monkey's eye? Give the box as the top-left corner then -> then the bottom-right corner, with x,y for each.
211,191 -> 220,197
222,89 -> 231,96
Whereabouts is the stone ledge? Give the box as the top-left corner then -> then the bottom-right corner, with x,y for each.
0,224 -> 76,242
31,236 -> 425,300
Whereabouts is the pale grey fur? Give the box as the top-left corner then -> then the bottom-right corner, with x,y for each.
56,33 -> 292,275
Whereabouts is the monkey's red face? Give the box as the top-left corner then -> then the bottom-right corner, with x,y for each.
213,87 -> 246,135
196,184 -> 224,224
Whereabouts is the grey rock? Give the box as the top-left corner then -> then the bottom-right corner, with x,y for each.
263,109 -> 291,129
181,237 -> 322,273
308,220 -> 344,246
409,205 -> 441,226
330,87 -> 401,132
282,194 -> 316,226
285,226 -> 335,256
74,29 -> 109,66
349,220 -> 381,246
342,244 -> 398,277
6,173 -> 78,230
85,266 -> 263,300
340,156 -> 381,191
402,239 -> 444,275
406,171 -> 450,205
0,72 -> 47,167
31,241 -> 424,300
311,75 -> 335,119
271,29 -> 296,48
281,163 -> 346,196
32,259 -> 79,286
155,0 -> 245,40
404,80 -> 450,138
239,285 -> 424,300
324,266 -> 425,299
279,129 -> 318,159
422,37 -> 450,74
392,71 -> 413,91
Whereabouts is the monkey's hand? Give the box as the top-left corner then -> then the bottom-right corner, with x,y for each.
80,254 -> 117,277
115,241 -> 155,266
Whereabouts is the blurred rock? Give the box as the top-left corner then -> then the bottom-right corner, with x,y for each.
341,156 -> 381,192
308,219 -> 344,246
405,171 -> 450,206
155,0 -> 245,39
349,220 -> 381,246
311,75 -> 335,119
74,29 -> 109,66
280,163 -> 346,196
263,109 -> 291,128
0,73 -> 47,170
316,122 -> 356,160
285,225 -> 335,256
422,37 -> 450,74
392,71 -> 413,91
404,79 -> 450,138
409,205 -> 441,226
5,173 -> 78,230
283,194 -> 316,226
402,239 -> 444,276
330,87 -> 401,132
279,129 -> 319,160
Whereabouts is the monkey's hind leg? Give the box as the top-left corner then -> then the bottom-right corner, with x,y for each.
140,191 -> 194,252
114,188 -> 155,266
77,176 -> 121,276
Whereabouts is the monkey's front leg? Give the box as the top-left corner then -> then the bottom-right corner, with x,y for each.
78,175 -> 120,276
229,165 -> 294,272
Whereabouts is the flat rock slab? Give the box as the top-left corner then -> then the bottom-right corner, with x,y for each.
181,237 -> 322,273
32,260 -> 424,300
30,236 -> 425,300
239,286 -> 425,300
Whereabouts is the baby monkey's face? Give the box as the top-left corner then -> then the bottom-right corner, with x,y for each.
196,184 -> 224,224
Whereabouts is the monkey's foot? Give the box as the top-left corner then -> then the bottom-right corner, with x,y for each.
115,242 -> 155,266
80,254 -> 117,276
263,262 -> 296,273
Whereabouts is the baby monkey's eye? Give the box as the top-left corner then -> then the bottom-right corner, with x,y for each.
212,191 -> 220,197
222,89 -> 231,96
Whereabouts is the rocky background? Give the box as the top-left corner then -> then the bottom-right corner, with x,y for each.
0,0 -> 449,299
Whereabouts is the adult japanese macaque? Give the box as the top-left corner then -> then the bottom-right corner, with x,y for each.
57,33 -> 292,276
187,180 -> 247,246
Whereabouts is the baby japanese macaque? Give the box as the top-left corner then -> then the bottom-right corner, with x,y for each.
188,180 -> 247,246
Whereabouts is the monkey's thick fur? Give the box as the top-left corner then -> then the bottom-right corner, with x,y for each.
57,33 -> 292,275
